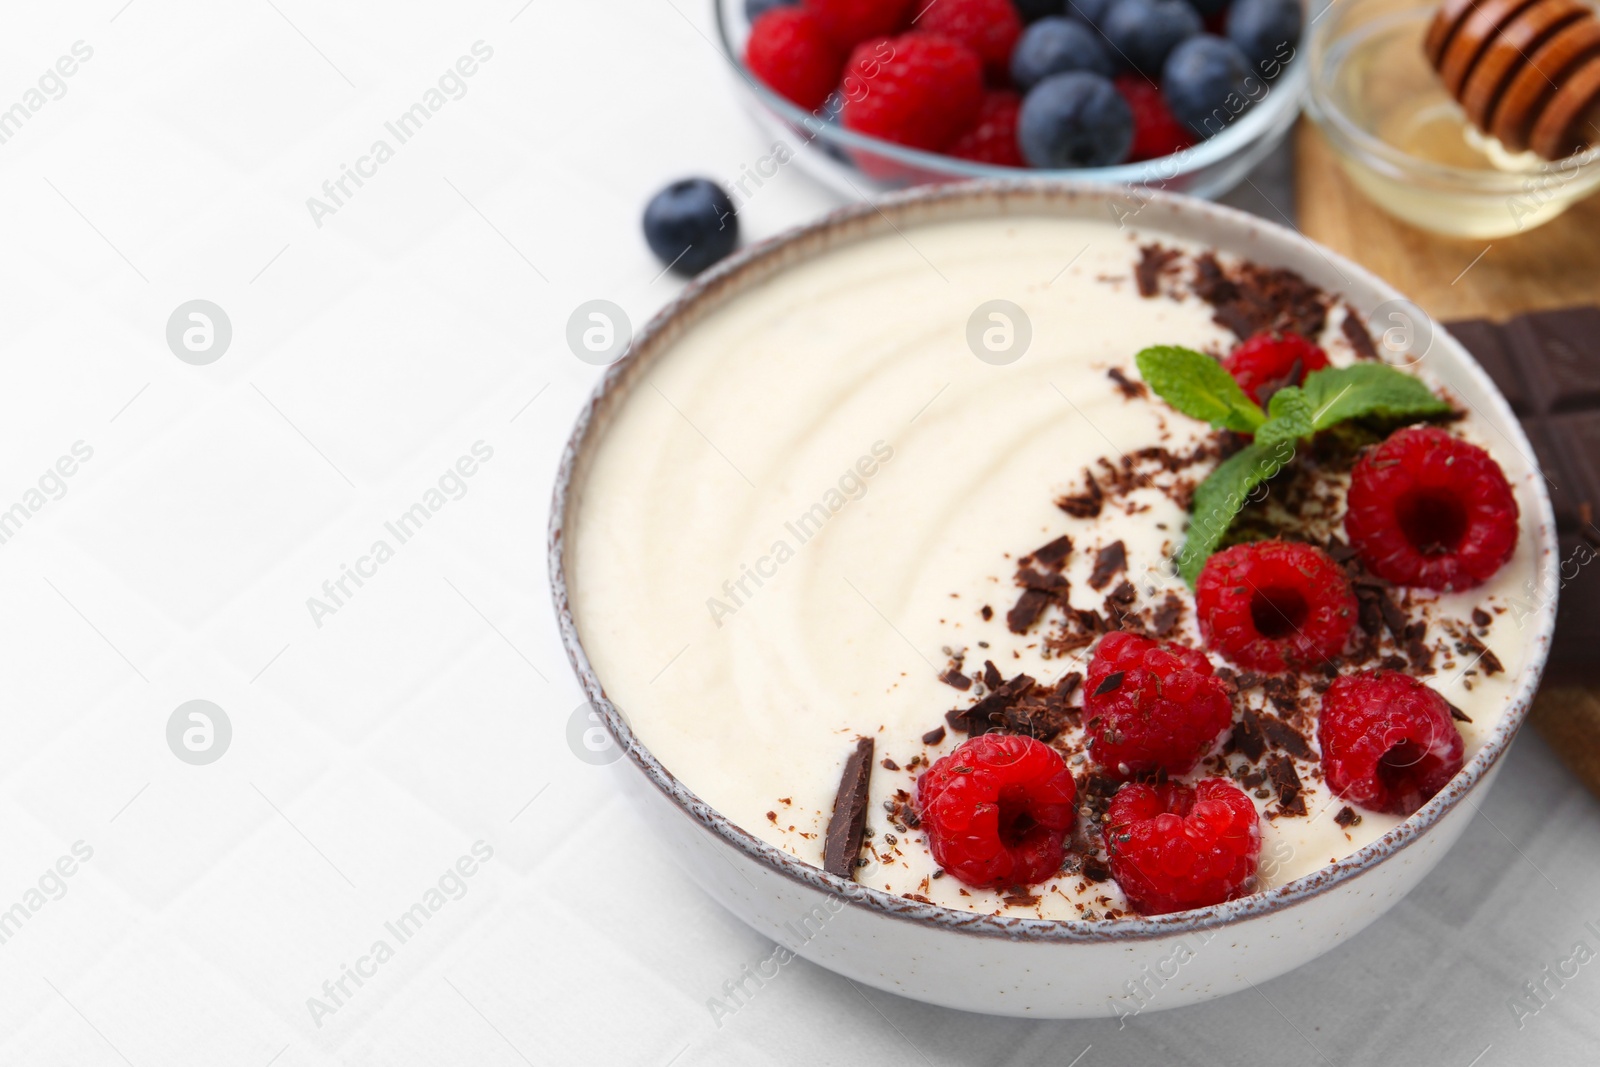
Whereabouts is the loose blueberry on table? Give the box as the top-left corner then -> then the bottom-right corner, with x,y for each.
642,178 -> 739,276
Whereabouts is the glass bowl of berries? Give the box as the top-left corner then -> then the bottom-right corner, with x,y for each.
717,0 -> 1311,199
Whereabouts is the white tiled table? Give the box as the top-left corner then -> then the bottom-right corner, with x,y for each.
2,1 -> 1597,1064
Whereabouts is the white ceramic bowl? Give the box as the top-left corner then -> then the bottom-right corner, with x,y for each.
549,182 -> 1558,1019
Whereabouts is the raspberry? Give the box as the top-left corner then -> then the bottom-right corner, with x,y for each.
1344,426 -> 1519,591
745,8 -> 845,112
1317,670 -> 1465,815
1084,631 -> 1233,777
1103,778 -> 1261,915
915,0 -> 1024,75
804,0 -> 915,50
916,734 -> 1078,889
1196,540 -> 1357,673
1115,73 -> 1196,161
1221,330 -> 1331,408
842,33 -> 985,150
946,90 -> 1024,166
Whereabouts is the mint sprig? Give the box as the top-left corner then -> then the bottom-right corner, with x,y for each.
1134,345 -> 1453,585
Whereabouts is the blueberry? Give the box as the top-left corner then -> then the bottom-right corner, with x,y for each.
642,179 -> 739,276
1103,0 -> 1201,76
1017,72 -> 1134,167
1162,35 -> 1255,138
1013,0 -> 1066,21
1065,0 -> 1117,32
744,0 -> 797,21
1012,17 -> 1114,90
1227,0 -> 1303,70
1183,0 -> 1230,18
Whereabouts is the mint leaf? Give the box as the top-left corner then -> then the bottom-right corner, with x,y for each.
1175,439 -> 1297,586
1136,345 -> 1265,433
1302,363 -> 1451,431
1256,387 -> 1314,452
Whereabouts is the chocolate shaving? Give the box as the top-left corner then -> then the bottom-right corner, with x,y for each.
947,672 -> 1037,736
1057,471 -> 1104,519
921,726 -> 946,745
1446,700 -> 1472,723
1261,714 -> 1313,759
1471,607 -> 1492,629
983,660 -> 1003,690
1191,255 -> 1330,341
1092,671 -> 1125,697
1231,707 -> 1268,763
1265,754 -> 1307,816
1107,367 -> 1147,399
980,605 -> 994,621
1150,592 -> 1184,637
823,737 -> 874,880
1017,567 -> 1070,593
1334,805 -> 1362,828
1456,630 -> 1504,675
939,667 -> 972,691
1135,244 -> 1180,297
880,757 -> 900,771
1032,534 -> 1074,569
1341,310 -> 1379,360
1006,589 -> 1051,634
1082,857 -> 1111,883
1002,892 -> 1041,908
1088,540 -> 1127,591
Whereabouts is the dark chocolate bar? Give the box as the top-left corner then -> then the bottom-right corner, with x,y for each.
1447,307 -> 1600,684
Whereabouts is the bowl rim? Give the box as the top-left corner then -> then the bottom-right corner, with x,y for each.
709,0 -> 1312,186
1305,4 -> 1600,190
548,179 -> 1559,943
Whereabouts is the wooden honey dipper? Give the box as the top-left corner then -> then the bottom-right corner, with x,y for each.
1425,0 -> 1600,159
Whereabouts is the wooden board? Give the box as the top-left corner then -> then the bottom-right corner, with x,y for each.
1295,117 -> 1600,794
1295,119 -> 1600,319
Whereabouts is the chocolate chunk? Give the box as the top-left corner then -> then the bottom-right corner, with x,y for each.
1334,805 -> 1361,828
1107,367 -> 1147,399
1057,471 -> 1104,519
1032,534 -> 1074,569
823,737 -> 874,880
1471,607 -> 1493,628
921,726 -> 946,745
980,605 -> 994,621
1007,589 -> 1051,634
1265,753 -> 1307,817
1261,714 -> 1313,759
880,757 -> 900,771
1088,540 -> 1128,591
939,667 -> 972,691
1231,707 -> 1268,762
